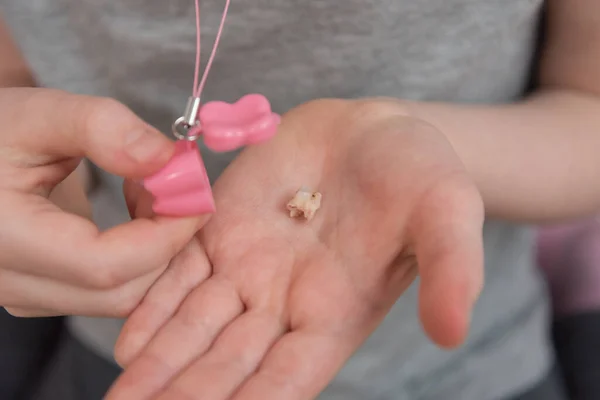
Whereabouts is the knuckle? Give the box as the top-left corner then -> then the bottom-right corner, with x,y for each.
105,272 -> 161,318
113,343 -> 133,368
353,97 -> 409,118
88,97 -> 128,119
5,89 -> 59,142
110,290 -> 143,318
76,97 -> 134,138
178,297 -> 212,333
347,99 -> 412,135
83,264 -> 127,290
299,98 -> 346,111
177,279 -> 240,331
285,99 -> 349,130
444,175 -> 484,218
22,88 -> 64,116
430,172 -> 483,213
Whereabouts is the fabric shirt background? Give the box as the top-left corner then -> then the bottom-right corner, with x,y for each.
0,1 -> 551,399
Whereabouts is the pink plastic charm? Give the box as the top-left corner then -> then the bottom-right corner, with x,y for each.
143,140 -> 215,217
198,94 -> 280,152
141,0 -> 280,217
142,95 -> 280,217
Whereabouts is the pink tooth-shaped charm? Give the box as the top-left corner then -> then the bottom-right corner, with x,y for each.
143,140 -> 215,217
200,94 -> 280,152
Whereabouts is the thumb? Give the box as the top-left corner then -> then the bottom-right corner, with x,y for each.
411,177 -> 485,348
0,88 -> 174,179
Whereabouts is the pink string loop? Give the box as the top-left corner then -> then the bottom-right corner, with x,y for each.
193,0 -> 231,99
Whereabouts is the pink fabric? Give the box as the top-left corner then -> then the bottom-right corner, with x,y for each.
537,218 -> 600,316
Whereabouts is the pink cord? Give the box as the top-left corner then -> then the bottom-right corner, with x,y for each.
192,0 -> 201,97
192,0 -> 231,99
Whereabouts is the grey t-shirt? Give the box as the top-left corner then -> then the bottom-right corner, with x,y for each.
1,1 -> 551,399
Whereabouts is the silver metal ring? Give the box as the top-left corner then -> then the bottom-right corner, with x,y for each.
172,116 -> 201,141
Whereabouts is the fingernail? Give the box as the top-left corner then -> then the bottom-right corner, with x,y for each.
125,129 -> 169,162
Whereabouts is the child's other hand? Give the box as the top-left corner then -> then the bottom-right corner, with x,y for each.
109,99 -> 484,400
0,88 -> 204,318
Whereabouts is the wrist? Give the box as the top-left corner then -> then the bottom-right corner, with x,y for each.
402,90 -> 600,222
402,99 -> 493,216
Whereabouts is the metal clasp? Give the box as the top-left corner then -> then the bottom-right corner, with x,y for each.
172,96 -> 202,141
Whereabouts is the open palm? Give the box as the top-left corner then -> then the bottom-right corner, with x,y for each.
107,99 -> 485,400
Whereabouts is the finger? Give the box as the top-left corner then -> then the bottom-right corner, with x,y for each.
115,240 -> 212,366
0,267 -> 162,317
0,192 -> 202,288
230,331 -> 351,400
4,307 -> 61,318
107,277 -> 244,400
154,312 -> 285,400
0,88 -> 174,179
410,177 -> 485,348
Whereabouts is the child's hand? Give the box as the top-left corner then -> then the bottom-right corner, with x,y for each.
109,99 -> 484,400
0,88 -> 204,318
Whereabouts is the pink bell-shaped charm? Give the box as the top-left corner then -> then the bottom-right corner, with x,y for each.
143,140 -> 215,217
